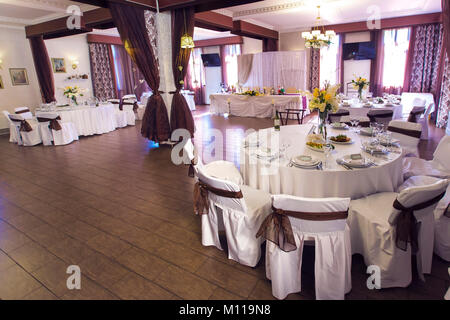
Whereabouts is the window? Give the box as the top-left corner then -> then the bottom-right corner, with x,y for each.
187,48 -> 205,88
382,28 -> 410,88
223,44 -> 241,86
320,34 -> 340,86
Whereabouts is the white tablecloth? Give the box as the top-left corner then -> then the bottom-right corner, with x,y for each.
36,103 -> 116,136
240,124 -> 404,199
340,102 -> 403,120
210,94 -> 306,118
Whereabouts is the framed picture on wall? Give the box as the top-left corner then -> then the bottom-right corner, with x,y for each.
51,58 -> 66,73
9,68 -> 29,86
0,75 -> 4,89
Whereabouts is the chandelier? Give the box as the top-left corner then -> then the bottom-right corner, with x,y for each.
180,9 -> 194,49
301,5 -> 335,49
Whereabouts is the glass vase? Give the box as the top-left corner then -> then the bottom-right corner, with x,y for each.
318,111 -> 328,141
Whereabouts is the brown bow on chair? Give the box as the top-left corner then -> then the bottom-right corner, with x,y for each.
9,118 -> 33,132
256,206 -> 349,252
37,116 -> 62,131
392,192 -> 445,252
193,180 -> 243,215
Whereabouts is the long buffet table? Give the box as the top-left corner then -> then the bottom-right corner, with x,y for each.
210,93 -> 307,118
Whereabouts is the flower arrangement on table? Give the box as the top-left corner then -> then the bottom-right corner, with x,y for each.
351,76 -> 370,100
306,82 -> 340,140
237,90 -> 260,96
63,86 -> 85,105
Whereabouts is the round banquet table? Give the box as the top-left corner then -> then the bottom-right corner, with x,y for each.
339,102 -> 403,120
240,124 -> 404,199
36,103 -> 116,137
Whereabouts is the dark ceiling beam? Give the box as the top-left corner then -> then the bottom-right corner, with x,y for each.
70,0 -> 108,7
71,0 -> 155,9
25,8 -> 113,39
156,0 -> 263,13
232,20 -> 278,40
194,11 -> 233,31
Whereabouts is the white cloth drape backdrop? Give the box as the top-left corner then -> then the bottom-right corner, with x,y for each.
241,51 -> 308,91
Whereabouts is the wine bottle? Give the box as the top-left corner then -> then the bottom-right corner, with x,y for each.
274,111 -> 280,131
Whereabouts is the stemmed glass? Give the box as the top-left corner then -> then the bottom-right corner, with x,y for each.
350,118 -> 360,132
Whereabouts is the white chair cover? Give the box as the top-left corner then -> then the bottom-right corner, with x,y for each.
121,103 -> 136,126
399,176 -> 450,262
14,107 -> 33,120
8,114 -> 41,146
349,176 -> 449,288
418,102 -> 434,140
183,138 -> 243,185
38,113 -> 79,146
264,194 -> 351,300
388,120 -> 422,157
196,166 -> 271,267
2,111 -> 19,143
402,135 -> 450,180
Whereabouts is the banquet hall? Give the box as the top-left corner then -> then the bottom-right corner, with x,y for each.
0,0 -> 449,302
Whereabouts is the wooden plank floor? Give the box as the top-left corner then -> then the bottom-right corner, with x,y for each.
0,105 -> 448,300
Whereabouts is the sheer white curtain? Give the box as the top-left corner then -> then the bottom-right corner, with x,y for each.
382,28 -> 411,90
243,51 -> 308,90
223,44 -> 241,86
320,34 -> 340,86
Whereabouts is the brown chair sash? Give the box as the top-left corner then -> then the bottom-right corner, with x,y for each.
37,116 -> 62,131
392,191 -> 445,252
387,125 -> 422,139
407,107 -> 425,123
256,206 -> 349,252
368,110 -> 393,123
15,109 -> 30,114
193,180 -> 243,215
9,118 -> 33,132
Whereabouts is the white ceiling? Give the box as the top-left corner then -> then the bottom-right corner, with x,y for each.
0,0 -> 442,34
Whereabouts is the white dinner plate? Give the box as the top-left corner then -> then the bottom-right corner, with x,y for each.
340,155 -> 371,168
330,137 -> 354,145
331,123 -> 349,130
291,155 -> 320,167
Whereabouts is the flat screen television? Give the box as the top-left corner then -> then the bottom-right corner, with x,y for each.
201,53 -> 221,67
343,41 -> 376,60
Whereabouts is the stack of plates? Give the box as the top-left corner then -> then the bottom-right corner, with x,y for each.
290,155 -> 321,169
332,123 -> 349,130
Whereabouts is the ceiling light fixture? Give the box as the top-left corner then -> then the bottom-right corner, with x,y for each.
301,5 -> 335,49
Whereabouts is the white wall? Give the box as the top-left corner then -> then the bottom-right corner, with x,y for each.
343,31 -> 372,95
45,34 -> 93,103
0,26 -> 41,130
242,37 -> 262,54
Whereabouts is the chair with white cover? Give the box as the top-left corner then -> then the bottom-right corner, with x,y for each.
402,135 -> 450,180
37,114 -> 78,146
367,109 -> 394,126
120,99 -> 137,126
258,194 -> 352,300
398,176 -> 450,262
2,111 -> 19,143
8,114 -> 42,146
348,176 -> 448,288
107,99 -> 128,128
387,120 -> 422,157
194,166 -> 271,267
14,107 -> 33,120
182,138 -> 244,185
407,99 -> 434,140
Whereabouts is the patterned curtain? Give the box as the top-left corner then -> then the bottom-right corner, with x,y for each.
437,54 -> 449,128
407,24 -> 443,95
309,48 -> 320,90
88,43 -> 116,101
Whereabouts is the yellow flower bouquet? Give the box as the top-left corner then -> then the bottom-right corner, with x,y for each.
351,76 -> 370,100
306,82 -> 340,139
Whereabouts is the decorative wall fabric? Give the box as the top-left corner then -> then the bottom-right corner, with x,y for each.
309,48 -> 320,90
437,54 -> 449,128
407,24 -> 443,97
88,42 -> 116,101
170,7 -> 195,138
243,51 -> 308,90
443,0 -> 450,57
29,36 -> 56,103
237,54 -> 254,85
109,3 -> 170,143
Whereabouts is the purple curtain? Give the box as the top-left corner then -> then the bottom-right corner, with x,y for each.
406,24 -> 443,98
443,0 -> 450,57
170,7 -> 195,138
309,48 -> 320,90
109,3 -> 170,143
29,36 -> 55,103
111,44 -> 150,100
88,43 -> 117,101
371,29 -> 385,97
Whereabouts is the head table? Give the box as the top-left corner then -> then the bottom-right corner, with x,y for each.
240,124 -> 404,199
210,93 -> 307,118
36,103 -> 117,137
